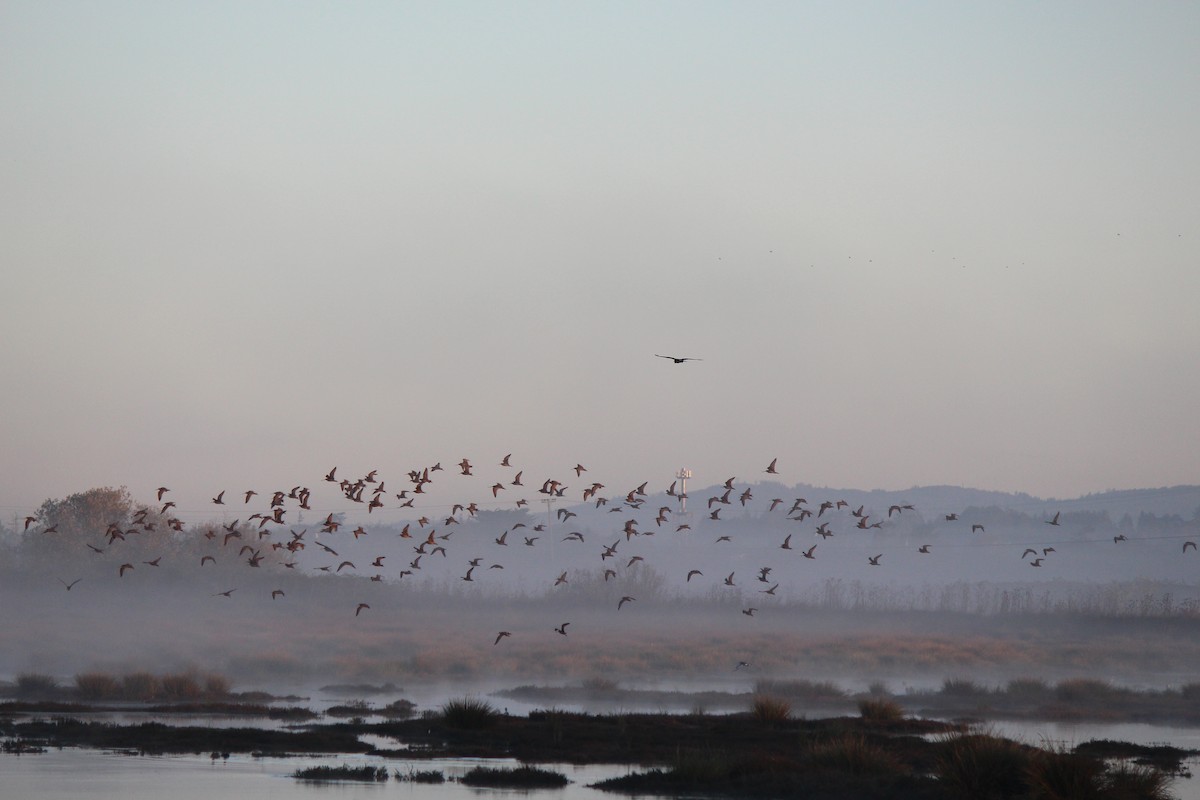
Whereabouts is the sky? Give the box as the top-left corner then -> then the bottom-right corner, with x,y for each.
2,1 -> 1198,519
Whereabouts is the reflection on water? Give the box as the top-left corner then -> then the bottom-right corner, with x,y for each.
1,749 -> 645,800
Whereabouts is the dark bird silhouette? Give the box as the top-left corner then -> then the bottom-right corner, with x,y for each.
212,491 -> 225,504
494,631 -> 511,645
655,354 -> 701,363
1185,541 -> 1197,553
213,588 -> 235,597
686,569 -> 703,582
554,623 -> 569,636
58,578 -> 82,591
1046,512 -> 1061,526
355,603 -> 370,616
618,595 -> 636,609
271,590 -> 285,600
119,563 -> 134,577
764,458 -> 778,474
868,554 -> 882,566
742,608 -> 757,617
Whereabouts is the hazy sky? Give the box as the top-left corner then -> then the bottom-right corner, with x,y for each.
2,1 -> 1198,518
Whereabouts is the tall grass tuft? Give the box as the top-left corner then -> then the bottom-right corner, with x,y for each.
441,696 -> 498,729
1099,760 -> 1173,800
934,731 -> 1031,799
858,696 -> 905,723
1025,745 -> 1103,800
750,694 -> 791,722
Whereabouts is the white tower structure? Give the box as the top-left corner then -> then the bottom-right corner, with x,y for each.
676,468 -> 692,514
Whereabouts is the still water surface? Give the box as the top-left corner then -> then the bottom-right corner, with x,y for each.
0,749 -> 642,800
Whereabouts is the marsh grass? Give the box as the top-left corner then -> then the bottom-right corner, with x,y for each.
857,696 -> 905,723
803,734 -> 905,777
396,768 -> 445,783
441,696 -> 497,729
754,678 -> 846,704
750,693 -> 791,722
934,731 -> 1031,799
459,765 -> 568,787
293,764 -> 388,782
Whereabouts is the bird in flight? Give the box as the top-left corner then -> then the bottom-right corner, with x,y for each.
494,631 -> 511,645
1046,512 -> 1061,526
655,354 -> 701,363
57,578 -> 82,591
554,623 -> 569,636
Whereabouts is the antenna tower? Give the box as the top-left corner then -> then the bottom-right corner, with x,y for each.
676,468 -> 692,515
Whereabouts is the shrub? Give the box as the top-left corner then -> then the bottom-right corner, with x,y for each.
441,696 -> 497,729
858,697 -> 905,723
158,673 -> 202,701
1055,678 -> 1115,704
581,676 -> 618,692
934,732 -> 1031,799
15,673 -> 59,698
203,673 -> 231,697
750,694 -> 791,722
121,672 -> 159,701
75,672 -> 119,700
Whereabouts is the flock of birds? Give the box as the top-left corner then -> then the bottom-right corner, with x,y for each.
15,355 -> 1200,657
23,438 -> 1196,651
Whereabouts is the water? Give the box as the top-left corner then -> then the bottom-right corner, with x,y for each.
0,749 -> 643,800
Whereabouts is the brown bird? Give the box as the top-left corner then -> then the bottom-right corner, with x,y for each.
118,563 -> 134,577
213,588 -> 235,597
868,554 -> 882,566
200,556 -> 215,566
1046,512 -> 1061,526
554,571 -> 568,586
617,596 -> 636,609
554,623 -> 569,636
656,354 -> 701,363
494,631 -> 511,645
971,524 -> 985,533
764,458 -> 778,474
157,487 -> 170,501
212,491 -> 225,504
802,545 -> 817,559
1185,541 -> 1197,553
355,603 -> 370,616
780,534 -> 792,550
271,589 -> 285,600
724,572 -> 736,586
686,569 -> 703,582
57,578 -> 82,591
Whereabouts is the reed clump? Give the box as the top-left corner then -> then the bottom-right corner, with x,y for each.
441,696 -> 498,729
934,731 -> 1031,799
750,693 -> 791,722
858,696 -> 905,723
